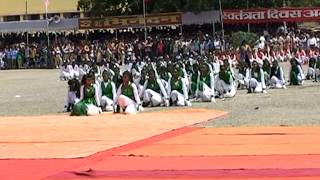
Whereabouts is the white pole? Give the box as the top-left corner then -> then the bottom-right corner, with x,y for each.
26,0 -> 29,47
212,4 -> 215,37
46,10 -> 49,48
247,0 -> 250,32
219,0 -> 225,51
143,0 -> 147,41
212,21 -> 215,37
45,1 -> 50,67
283,0 -> 287,33
46,14 -> 49,48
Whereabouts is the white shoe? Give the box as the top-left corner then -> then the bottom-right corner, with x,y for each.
138,105 -> 144,112
262,90 -> 267,94
63,107 -> 68,113
210,97 -> 216,103
185,101 -> 192,107
105,106 -> 114,112
164,99 -> 170,107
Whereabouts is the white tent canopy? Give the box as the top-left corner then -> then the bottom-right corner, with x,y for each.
182,10 -> 220,25
0,11 -> 221,33
0,18 -> 78,33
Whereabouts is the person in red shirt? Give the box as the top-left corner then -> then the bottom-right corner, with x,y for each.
157,40 -> 165,57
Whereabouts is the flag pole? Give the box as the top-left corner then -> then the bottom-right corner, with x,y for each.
46,9 -> 50,49
45,0 -> 50,67
26,0 -> 29,48
283,0 -> 287,33
219,0 -> 225,51
143,0 -> 147,41
247,0 -> 250,32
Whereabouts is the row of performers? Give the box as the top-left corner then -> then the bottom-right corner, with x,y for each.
63,57 -> 304,116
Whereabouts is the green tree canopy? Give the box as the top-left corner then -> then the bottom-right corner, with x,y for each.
78,0 -> 320,18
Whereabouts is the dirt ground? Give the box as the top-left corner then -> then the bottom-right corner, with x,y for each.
0,63 -> 319,127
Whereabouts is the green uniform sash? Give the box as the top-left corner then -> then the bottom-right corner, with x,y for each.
219,70 -> 232,85
271,66 -> 281,79
101,82 -> 113,99
251,69 -> 262,82
171,78 -> 183,94
290,65 -> 300,85
71,85 -> 97,116
199,74 -> 211,90
147,79 -> 160,93
161,72 -> 170,82
122,83 -> 135,100
191,72 -> 199,93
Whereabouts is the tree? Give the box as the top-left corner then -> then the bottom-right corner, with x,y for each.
183,0 -> 214,12
78,0 -> 142,17
77,0 -> 210,17
77,0 -> 320,18
147,0 -> 184,13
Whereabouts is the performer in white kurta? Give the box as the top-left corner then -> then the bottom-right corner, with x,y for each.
115,71 -> 143,114
236,58 -> 250,89
178,62 -> 190,94
78,63 -> 88,80
270,60 -> 286,89
216,61 -> 236,98
197,63 -> 216,102
289,58 -> 305,85
131,63 -> 144,97
189,63 -> 200,99
245,61 -> 267,93
63,78 -> 80,112
72,62 -> 80,80
158,65 -> 171,93
59,62 -> 74,80
71,74 -> 102,116
306,57 -> 316,80
100,70 -> 117,111
315,58 -> 320,82
140,67 -> 169,107
168,68 -> 191,106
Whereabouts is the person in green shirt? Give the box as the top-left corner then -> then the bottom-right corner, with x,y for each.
132,62 -> 148,99
92,62 -> 102,81
306,57 -> 316,80
110,62 -> 122,88
100,69 -> 117,112
289,58 -> 304,85
236,59 -> 249,89
158,64 -> 171,93
262,58 -> 271,87
140,67 -> 169,107
16,50 -> 24,69
115,71 -> 142,114
168,67 -> 191,106
197,63 -> 216,102
63,78 -> 80,112
270,60 -> 286,89
246,61 -> 267,93
71,74 -> 101,116
189,63 -> 200,99
216,60 -> 236,98
315,58 -> 320,82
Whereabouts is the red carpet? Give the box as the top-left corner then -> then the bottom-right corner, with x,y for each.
1,110 -> 320,180
47,127 -> 320,180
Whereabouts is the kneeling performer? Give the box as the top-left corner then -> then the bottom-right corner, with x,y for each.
115,71 -> 143,114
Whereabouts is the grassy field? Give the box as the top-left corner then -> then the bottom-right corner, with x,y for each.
0,63 -> 320,127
